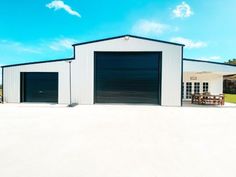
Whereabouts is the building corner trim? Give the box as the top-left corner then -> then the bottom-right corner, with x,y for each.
181,46 -> 184,107
2,67 -> 4,104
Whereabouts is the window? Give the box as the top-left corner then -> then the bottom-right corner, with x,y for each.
186,82 -> 192,99
194,82 -> 200,94
203,82 -> 209,93
182,82 -> 184,99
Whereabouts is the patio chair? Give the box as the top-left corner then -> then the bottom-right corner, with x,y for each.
219,94 -> 225,105
192,93 -> 202,104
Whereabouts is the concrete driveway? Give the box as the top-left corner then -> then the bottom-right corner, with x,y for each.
0,104 -> 236,177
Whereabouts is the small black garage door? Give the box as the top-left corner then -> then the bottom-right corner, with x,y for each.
20,72 -> 58,103
95,52 -> 162,104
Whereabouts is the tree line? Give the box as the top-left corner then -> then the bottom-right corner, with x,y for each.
226,59 -> 236,65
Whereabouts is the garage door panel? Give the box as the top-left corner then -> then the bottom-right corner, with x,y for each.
21,72 -> 58,103
95,52 -> 161,104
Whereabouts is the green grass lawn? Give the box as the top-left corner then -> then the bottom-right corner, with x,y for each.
0,89 -> 2,97
224,94 -> 236,103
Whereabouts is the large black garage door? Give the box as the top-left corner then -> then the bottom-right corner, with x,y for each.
95,52 -> 162,104
20,72 -> 58,103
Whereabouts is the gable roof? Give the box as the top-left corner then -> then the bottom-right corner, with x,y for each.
72,34 -> 185,47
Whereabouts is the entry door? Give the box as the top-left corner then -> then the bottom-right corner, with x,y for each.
95,52 -> 162,104
21,72 -> 58,103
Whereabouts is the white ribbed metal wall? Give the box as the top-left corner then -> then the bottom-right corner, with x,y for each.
3,61 -> 71,104
184,59 -> 236,74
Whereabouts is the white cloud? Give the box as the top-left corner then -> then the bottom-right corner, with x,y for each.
0,37 -> 77,73
46,0 -> 81,18
132,20 -> 170,36
171,37 -> 207,49
172,1 -> 193,18
0,40 -> 41,54
48,38 -> 77,51
0,38 -> 77,54
198,56 -> 222,61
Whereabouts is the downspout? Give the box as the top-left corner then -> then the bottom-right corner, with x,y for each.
66,60 -> 73,107
69,61 -> 72,106
181,46 -> 184,106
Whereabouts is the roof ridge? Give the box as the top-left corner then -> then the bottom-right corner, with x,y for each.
72,34 -> 185,47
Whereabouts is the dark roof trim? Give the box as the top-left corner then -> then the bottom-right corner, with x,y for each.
72,34 -> 185,47
1,58 -> 75,68
184,58 -> 236,67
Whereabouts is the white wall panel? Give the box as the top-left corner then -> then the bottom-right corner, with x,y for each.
184,60 -> 236,74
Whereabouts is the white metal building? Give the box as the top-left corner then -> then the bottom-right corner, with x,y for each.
1,35 -> 236,106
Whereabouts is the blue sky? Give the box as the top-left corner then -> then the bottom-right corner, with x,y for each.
0,0 -> 236,67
